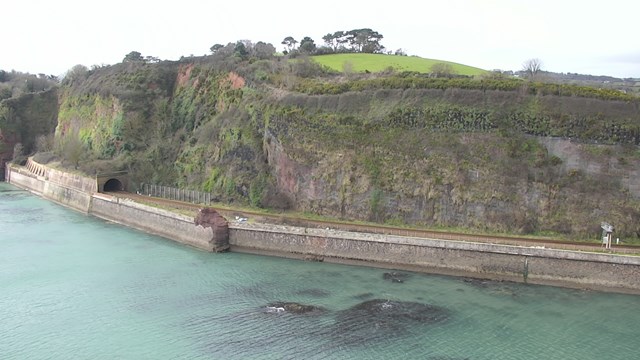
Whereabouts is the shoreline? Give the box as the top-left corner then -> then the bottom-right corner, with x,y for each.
6,161 -> 640,295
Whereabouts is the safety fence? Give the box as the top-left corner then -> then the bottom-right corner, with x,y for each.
140,183 -> 213,205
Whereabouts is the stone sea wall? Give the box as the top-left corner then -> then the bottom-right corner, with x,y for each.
229,223 -> 640,294
9,159 -> 95,212
90,194 -> 219,251
6,162 -> 221,252
6,163 -> 640,294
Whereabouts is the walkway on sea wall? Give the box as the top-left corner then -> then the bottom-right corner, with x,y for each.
6,159 -> 640,295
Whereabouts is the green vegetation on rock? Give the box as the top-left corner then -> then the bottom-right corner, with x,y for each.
4,46 -> 640,242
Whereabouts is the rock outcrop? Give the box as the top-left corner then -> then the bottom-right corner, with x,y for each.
194,208 -> 229,252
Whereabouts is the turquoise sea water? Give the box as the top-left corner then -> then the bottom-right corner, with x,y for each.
1,182 -> 639,360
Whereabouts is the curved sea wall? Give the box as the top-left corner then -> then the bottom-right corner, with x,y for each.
6,161 -> 225,252
6,162 -> 640,294
7,162 -> 92,212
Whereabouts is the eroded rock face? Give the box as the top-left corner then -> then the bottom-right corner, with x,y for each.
263,302 -> 326,315
194,208 -> 229,252
333,299 -> 450,345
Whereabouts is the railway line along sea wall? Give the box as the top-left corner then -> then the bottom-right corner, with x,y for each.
6,162 -> 640,294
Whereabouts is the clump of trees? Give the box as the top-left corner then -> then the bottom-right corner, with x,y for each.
209,40 -> 276,61
280,28 -> 386,57
0,70 -> 58,100
123,51 -> 161,64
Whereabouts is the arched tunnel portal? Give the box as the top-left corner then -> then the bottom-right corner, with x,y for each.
103,178 -> 124,192
96,172 -> 129,193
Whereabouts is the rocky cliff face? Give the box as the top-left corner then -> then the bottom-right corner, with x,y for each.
262,87 -> 640,239
265,116 -> 639,238
48,59 -> 640,240
0,88 -> 58,177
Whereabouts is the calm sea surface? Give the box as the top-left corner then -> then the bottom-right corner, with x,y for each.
1,182 -> 639,360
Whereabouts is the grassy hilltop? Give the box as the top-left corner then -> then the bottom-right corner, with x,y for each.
311,53 -> 487,76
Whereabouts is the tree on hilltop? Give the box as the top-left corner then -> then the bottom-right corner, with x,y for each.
282,28 -> 385,55
210,43 -> 224,54
252,41 -> 276,59
62,64 -> 89,85
123,51 -> 144,63
281,36 -> 298,53
522,58 -> 543,80
234,41 -> 249,60
346,28 -> 384,53
299,37 -> 317,54
322,31 -> 345,52
144,56 -> 160,63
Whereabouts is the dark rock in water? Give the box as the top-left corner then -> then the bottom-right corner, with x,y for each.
295,288 -> 331,298
264,302 -> 325,315
333,299 -> 450,345
342,299 -> 449,324
383,271 -> 411,283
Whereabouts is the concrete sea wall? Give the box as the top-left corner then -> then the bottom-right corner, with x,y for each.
229,223 -> 640,294
9,160 -> 93,212
90,194 -> 218,251
6,162 -> 640,294
6,162 -> 221,252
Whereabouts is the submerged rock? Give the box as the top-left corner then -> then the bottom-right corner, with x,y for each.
383,271 -> 411,283
333,299 -> 450,345
341,299 -> 449,324
263,302 -> 325,315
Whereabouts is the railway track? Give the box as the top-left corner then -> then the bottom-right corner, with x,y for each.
111,191 -> 640,255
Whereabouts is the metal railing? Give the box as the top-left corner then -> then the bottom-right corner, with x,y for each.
139,183 -> 212,205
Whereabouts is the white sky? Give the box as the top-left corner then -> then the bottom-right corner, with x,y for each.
3,0 -> 639,78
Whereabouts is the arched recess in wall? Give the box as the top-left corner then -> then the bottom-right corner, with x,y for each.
103,178 -> 124,192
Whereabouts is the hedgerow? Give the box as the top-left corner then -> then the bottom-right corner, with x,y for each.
294,75 -> 638,102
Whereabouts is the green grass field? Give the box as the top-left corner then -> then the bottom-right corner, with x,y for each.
311,53 -> 487,76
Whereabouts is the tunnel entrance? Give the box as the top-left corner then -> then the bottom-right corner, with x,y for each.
103,178 -> 124,192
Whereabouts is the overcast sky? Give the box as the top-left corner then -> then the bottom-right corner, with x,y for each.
3,0 -> 639,78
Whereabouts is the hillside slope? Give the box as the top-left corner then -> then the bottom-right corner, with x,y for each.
31,55 -> 640,241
